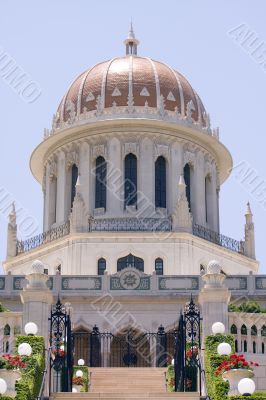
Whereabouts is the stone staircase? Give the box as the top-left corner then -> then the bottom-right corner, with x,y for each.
52,368 -> 200,400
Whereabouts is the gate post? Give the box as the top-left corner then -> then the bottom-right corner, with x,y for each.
90,325 -> 101,367
156,325 -> 167,367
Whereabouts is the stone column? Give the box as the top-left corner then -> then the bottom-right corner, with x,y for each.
199,260 -> 231,340
107,137 -> 122,216
170,142 -> 182,215
56,150 -> 67,224
20,260 -> 53,346
79,142 -> 90,215
139,138 -> 153,217
43,163 -> 51,231
194,150 -> 205,226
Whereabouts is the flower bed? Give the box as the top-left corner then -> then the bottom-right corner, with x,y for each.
205,334 -> 266,400
73,366 -> 89,392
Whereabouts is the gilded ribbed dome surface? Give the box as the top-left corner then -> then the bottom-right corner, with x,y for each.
57,56 -> 207,126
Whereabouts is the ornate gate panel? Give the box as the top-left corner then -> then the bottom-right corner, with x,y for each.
49,298 -> 73,393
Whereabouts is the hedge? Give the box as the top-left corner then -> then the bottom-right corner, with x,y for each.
14,336 -> 45,400
73,366 -> 89,392
167,365 -> 175,392
205,334 -> 266,400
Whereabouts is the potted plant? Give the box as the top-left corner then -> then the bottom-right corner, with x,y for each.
72,376 -> 84,392
0,354 -> 27,397
215,353 -> 258,396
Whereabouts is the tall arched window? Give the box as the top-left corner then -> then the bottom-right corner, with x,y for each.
231,324 -> 237,334
262,343 -> 265,354
124,153 -> 137,207
261,325 -> 266,337
244,340 -> 247,352
97,258 -> 106,275
184,164 -> 191,211
4,324 -> 10,336
95,156 -> 107,209
71,164 -> 78,209
155,258 -> 164,275
205,175 -> 212,223
117,254 -> 144,272
155,156 -> 166,208
235,340 -> 238,353
241,325 -> 247,335
251,325 -> 257,336
253,341 -> 256,354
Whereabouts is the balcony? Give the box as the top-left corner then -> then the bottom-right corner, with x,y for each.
16,217 -> 244,256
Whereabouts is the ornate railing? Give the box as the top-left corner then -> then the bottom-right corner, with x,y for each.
16,221 -> 70,255
193,223 -> 244,254
15,219 -> 244,256
89,217 -> 172,232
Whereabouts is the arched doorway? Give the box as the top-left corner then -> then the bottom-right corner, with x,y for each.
110,328 -> 151,367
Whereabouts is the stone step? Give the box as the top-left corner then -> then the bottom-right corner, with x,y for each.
52,393 -> 200,400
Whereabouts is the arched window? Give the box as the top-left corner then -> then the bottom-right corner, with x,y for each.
244,340 -> 247,352
231,324 -> 238,334
253,341 -> 256,354
155,258 -> 164,275
261,325 -> 266,337
262,343 -> 265,354
184,164 -> 191,211
71,164 -> 78,209
251,325 -> 257,336
4,324 -> 10,336
125,154 -> 137,207
241,324 -> 247,335
95,156 -> 107,209
155,156 -> 166,208
205,175 -> 211,223
235,340 -> 238,353
117,254 -> 144,272
98,258 -> 106,275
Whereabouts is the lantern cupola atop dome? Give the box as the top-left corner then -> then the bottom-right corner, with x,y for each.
124,22 -> 139,55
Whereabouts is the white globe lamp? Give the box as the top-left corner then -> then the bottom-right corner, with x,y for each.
60,345 -> 65,351
238,378 -> 256,396
0,378 -> 7,395
72,388 -> 77,393
171,359 -> 175,366
24,322 -> 38,336
217,342 -> 232,356
212,322 -> 225,335
76,370 -> 83,378
78,359 -> 85,366
18,342 -> 32,357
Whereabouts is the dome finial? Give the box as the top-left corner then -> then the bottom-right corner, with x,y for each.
124,21 -> 139,56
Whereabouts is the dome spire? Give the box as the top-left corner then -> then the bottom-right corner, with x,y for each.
124,21 -> 139,55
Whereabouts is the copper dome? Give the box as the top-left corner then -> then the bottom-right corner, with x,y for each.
57,56 -> 207,126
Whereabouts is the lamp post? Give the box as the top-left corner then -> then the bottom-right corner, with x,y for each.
18,343 -> 33,357
24,322 -> 38,336
238,378 -> 256,397
212,322 -> 225,335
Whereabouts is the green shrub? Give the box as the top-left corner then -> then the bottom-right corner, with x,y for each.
205,334 -> 266,400
14,336 -> 45,400
0,302 -> 9,312
73,366 -> 89,392
229,301 -> 266,313
205,334 -> 234,400
166,365 -> 175,392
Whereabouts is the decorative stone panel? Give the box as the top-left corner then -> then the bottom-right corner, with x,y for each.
159,276 -> 199,290
61,276 -> 102,290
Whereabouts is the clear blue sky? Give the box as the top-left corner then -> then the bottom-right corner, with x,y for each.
1,0 -> 266,273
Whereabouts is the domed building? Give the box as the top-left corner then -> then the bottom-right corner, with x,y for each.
0,26 -> 266,392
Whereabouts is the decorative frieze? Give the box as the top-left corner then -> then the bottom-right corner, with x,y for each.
123,142 -> 139,157
110,268 -> 150,291
92,144 -> 106,160
159,276 -> 199,290
155,143 -> 169,160
61,276 -> 102,290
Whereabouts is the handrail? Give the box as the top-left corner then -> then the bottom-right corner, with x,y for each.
37,347 -> 52,400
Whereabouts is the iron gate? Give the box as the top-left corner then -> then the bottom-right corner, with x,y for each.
49,298 -> 73,393
47,297 -> 202,394
73,325 -> 177,368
